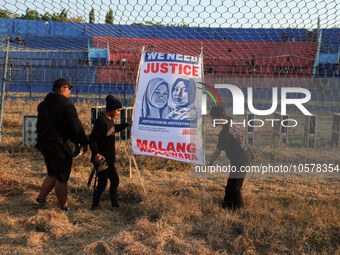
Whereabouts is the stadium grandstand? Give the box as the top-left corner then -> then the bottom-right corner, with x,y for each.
0,18 -> 339,109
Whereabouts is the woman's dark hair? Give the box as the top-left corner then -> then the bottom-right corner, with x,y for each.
210,106 -> 226,118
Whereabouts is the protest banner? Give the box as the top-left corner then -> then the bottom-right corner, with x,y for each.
131,51 -> 204,164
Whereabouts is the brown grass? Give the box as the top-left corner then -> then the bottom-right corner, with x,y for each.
0,145 -> 339,254
0,100 -> 339,254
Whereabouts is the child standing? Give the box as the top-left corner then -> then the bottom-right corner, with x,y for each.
89,95 -> 131,210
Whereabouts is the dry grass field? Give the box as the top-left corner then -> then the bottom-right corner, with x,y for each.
0,100 -> 339,254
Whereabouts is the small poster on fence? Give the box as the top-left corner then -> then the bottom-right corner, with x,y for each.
131,51 -> 204,164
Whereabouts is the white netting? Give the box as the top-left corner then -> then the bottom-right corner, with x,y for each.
0,0 -> 339,149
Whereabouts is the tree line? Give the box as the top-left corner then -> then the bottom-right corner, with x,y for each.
0,8 -> 114,24
0,8 -> 187,26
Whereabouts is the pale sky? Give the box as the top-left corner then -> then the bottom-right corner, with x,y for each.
1,0 -> 339,28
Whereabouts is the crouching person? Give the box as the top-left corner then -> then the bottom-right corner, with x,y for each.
89,95 -> 131,210
207,106 -> 253,210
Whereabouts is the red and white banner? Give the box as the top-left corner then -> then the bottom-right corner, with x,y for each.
131,51 -> 204,164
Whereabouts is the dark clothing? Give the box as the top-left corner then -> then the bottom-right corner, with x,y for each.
217,124 -> 253,209
41,144 -> 72,182
217,124 -> 250,166
89,114 -> 128,208
36,93 -> 88,181
89,114 -> 128,166
92,165 -> 119,208
36,93 -> 88,149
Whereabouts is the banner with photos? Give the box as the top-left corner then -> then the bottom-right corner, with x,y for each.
131,51 -> 204,164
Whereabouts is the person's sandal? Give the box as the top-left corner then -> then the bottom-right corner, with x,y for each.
33,199 -> 48,208
61,206 -> 72,212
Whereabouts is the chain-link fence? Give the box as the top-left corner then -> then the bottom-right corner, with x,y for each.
0,0 -> 339,150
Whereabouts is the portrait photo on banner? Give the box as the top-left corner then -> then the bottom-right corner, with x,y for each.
141,77 -> 198,122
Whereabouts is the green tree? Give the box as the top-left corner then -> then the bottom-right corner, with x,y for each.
145,21 -> 163,26
19,8 -> 41,20
89,8 -> 95,23
69,16 -> 85,23
40,12 -> 52,21
0,9 -> 18,18
59,9 -> 67,20
7,8 -> 83,23
105,9 -> 113,24
132,21 -> 189,27
50,9 -> 69,22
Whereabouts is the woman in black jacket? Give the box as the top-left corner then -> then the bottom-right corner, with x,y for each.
89,95 -> 131,210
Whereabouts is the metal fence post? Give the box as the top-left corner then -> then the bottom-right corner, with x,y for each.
0,38 -> 10,144
76,61 -> 79,99
29,63 -> 32,98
